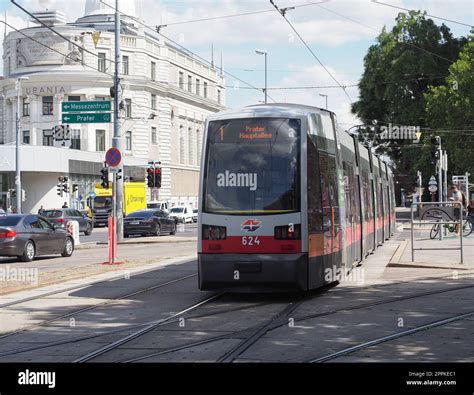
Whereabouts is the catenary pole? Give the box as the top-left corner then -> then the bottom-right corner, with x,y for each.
114,0 -> 124,241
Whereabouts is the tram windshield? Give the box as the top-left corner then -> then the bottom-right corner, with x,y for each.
203,118 -> 301,215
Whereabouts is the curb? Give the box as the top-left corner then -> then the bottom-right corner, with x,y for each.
97,238 -> 197,246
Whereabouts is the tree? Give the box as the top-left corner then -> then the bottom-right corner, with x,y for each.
424,31 -> 474,177
351,11 -> 467,197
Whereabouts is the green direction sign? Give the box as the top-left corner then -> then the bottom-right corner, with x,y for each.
62,101 -> 111,113
62,113 -> 111,124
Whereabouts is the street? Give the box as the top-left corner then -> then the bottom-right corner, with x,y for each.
1,219 -> 473,363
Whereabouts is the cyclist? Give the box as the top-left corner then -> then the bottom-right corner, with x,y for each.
450,185 -> 463,235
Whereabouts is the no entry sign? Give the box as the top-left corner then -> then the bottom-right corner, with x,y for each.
105,147 -> 122,168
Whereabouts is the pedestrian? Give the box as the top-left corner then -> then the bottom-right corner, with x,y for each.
62,202 -> 68,208
38,205 -> 45,215
450,185 -> 463,235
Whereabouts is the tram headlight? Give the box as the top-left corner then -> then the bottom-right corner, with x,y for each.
202,225 -> 227,240
274,224 -> 301,240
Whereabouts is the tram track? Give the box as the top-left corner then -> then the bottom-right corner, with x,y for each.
118,280 -> 474,363
308,310 -> 474,363
73,292 -> 225,362
1,269 -> 473,362
0,273 -> 198,341
0,257 -> 196,309
0,297 -> 270,359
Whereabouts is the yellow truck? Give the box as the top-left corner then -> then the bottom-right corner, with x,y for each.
87,182 -> 147,226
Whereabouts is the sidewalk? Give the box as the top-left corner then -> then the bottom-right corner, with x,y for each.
389,230 -> 474,270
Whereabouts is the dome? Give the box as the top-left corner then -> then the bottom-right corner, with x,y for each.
84,0 -> 137,18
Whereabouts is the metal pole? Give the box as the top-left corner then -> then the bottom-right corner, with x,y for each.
411,203 -> 414,262
15,79 -> 22,213
443,151 -> 448,203
114,0 -> 124,241
459,202 -> 463,264
264,52 -> 267,104
438,142 -> 443,241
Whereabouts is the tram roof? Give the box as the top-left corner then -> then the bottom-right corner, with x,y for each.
207,103 -> 336,121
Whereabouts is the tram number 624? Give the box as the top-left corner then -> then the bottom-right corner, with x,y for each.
242,236 -> 260,246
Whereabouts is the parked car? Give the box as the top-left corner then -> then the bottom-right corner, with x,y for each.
169,206 -> 194,224
192,209 -> 198,223
124,209 -> 176,237
42,209 -> 94,236
0,214 -> 74,262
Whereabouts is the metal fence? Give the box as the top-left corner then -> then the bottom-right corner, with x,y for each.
410,201 -> 463,264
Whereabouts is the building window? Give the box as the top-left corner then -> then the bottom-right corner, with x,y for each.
196,129 -> 202,165
122,55 -> 129,75
217,89 -> 221,104
151,127 -> 157,145
98,52 -> 106,73
42,130 -> 54,146
151,61 -> 156,81
188,75 -> 192,92
188,127 -> 193,165
68,95 -> 81,101
8,57 -> 11,75
124,99 -> 132,118
96,130 -> 106,151
42,96 -> 53,115
71,129 -> 81,150
179,72 -> 184,89
22,98 -> 30,117
196,79 -> 200,96
179,125 -> 185,164
204,82 -> 208,98
125,131 -> 132,151
22,130 -> 30,144
151,94 -> 157,110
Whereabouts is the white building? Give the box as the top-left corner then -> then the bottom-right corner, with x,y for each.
0,0 -> 225,213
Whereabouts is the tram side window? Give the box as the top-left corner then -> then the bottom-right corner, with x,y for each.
343,161 -> 358,225
362,169 -> 372,221
319,153 -> 340,237
307,135 -> 322,233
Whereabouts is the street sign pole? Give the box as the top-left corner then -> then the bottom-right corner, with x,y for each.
114,0 -> 124,242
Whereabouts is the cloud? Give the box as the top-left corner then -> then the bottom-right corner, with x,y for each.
267,64 -> 360,127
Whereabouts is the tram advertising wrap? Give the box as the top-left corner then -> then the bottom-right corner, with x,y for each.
198,104 -> 396,292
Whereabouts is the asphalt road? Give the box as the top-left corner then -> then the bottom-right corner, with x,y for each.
83,223 -> 198,244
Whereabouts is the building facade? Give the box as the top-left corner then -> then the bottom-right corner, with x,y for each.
0,0 -> 225,213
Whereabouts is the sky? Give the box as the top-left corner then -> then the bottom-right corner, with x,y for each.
0,0 -> 472,128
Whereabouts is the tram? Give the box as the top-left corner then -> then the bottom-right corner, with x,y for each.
198,104 -> 396,292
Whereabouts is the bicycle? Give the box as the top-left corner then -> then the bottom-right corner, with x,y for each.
430,217 -> 473,239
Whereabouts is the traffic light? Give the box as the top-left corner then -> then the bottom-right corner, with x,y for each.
62,183 -> 69,194
155,167 -> 162,188
147,167 -> 154,187
57,184 -> 63,197
72,184 -> 79,193
431,135 -> 441,165
101,167 -> 109,189
116,168 -> 123,181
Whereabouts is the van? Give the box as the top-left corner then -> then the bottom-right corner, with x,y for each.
147,201 -> 170,213
169,205 -> 193,224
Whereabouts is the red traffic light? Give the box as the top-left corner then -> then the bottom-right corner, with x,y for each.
147,167 -> 154,174
155,168 -> 161,174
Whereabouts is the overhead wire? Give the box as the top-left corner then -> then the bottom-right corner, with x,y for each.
98,0 -> 277,103
269,0 -> 353,103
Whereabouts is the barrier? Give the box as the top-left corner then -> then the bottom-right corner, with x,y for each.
410,202 -> 464,264
107,216 -> 118,264
66,220 -> 80,246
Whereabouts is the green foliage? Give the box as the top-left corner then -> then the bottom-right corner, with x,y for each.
424,32 -> 474,177
351,11 -> 467,193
